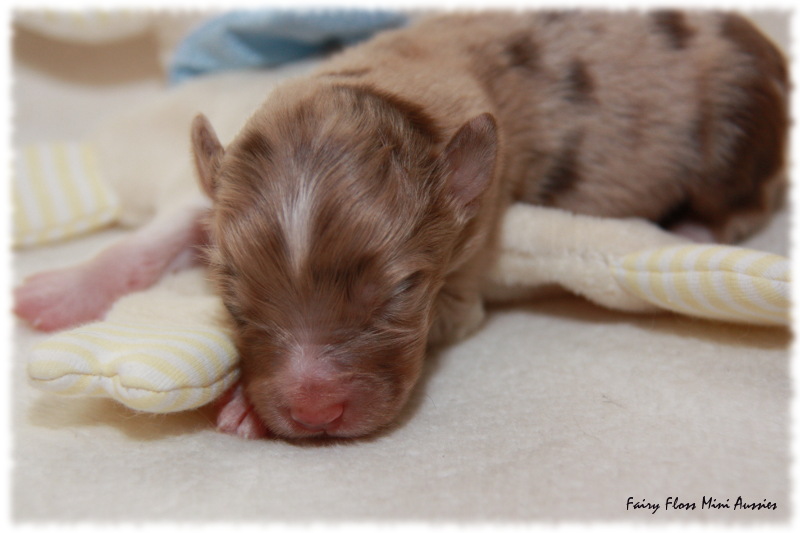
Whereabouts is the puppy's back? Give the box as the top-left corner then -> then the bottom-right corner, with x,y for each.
315,11 -> 788,241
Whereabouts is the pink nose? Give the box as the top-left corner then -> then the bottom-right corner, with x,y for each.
290,402 -> 344,431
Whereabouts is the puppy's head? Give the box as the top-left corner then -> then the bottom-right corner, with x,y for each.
192,84 -> 496,439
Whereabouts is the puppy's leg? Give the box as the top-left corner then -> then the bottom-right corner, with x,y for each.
681,173 -> 787,244
14,200 -> 208,331
215,382 -> 270,439
429,294 -> 485,346
716,175 -> 787,243
428,268 -> 487,347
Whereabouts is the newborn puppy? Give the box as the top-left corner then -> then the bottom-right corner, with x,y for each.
201,11 -> 787,439
16,12 -> 788,440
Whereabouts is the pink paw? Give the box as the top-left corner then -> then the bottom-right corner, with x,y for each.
14,266 -> 115,332
215,383 -> 271,440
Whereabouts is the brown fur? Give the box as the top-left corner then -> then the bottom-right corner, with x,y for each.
651,10 -> 696,50
192,11 -> 788,438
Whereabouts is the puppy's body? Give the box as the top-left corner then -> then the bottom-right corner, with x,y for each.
315,11 -> 787,237
16,12 -> 788,440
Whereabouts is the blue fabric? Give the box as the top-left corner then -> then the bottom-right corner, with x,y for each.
168,10 -> 408,85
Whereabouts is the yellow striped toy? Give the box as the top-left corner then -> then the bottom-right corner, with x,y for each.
13,142 -> 120,247
612,245 -> 789,327
29,320 -> 239,412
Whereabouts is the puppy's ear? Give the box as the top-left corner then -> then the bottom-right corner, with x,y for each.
440,113 -> 498,218
191,113 -> 224,199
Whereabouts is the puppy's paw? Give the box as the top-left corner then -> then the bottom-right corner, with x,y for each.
428,298 -> 486,346
449,300 -> 486,342
215,383 -> 270,440
14,266 -> 115,331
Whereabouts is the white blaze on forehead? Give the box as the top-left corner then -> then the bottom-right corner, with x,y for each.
279,179 -> 316,273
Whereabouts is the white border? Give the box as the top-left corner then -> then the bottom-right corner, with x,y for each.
2,1 -> 797,532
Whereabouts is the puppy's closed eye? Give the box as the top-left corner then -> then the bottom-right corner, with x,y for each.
392,271 -> 426,298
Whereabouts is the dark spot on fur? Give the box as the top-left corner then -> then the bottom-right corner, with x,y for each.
540,11 -> 571,24
720,13 -> 787,84
538,132 -> 584,204
467,32 -> 539,94
337,84 -> 442,145
504,33 -> 539,71
237,129 -> 273,164
564,59 -> 595,103
651,10 -> 695,50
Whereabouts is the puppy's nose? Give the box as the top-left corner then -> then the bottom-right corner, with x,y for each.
290,402 -> 344,431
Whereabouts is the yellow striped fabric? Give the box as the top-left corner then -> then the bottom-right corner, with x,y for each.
612,244 -> 790,326
28,320 -> 240,413
13,142 -> 120,248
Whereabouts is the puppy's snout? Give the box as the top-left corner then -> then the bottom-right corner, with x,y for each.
279,349 -> 352,433
250,342 -> 407,438
290,401 -> 344,431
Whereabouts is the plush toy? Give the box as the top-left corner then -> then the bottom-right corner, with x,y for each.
13,142 -> 120,248
25,200 -> 790,414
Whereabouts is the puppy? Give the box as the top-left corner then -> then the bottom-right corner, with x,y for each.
15,12 -> 788,440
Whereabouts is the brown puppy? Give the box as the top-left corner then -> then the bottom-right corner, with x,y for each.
195,11 -> 787,439
16,11 -> 788,440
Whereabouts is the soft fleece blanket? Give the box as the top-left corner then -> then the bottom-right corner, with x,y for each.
11,10 -> 791,523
